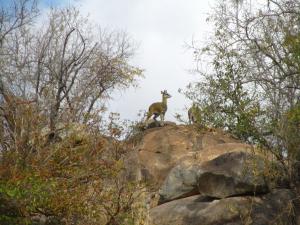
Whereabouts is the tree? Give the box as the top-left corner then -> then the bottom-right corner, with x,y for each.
0,0 -> 38,152
0,0 -> 38,48
0,2 -> 145,225
0,6 -> 143,144
184,0 -> 300,161
32,8 -> 142,132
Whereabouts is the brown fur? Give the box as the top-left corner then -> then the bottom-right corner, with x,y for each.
146,90 -> 171,124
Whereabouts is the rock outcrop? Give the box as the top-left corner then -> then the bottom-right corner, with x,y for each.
150,189 -> 295,225
126,123 -> 298,225
159,151 -> 274,204
136,124 -> 243,186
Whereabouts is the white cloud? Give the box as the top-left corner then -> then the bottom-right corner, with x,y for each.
76,0 -> 215,122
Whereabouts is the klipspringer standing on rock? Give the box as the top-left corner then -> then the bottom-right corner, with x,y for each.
145,90 -> 171,127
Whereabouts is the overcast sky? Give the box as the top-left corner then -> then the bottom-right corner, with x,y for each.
43,0 -> 216,122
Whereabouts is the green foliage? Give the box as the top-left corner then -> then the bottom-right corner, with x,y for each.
279,104 -> 300,160
184,50 -> 262,143
0,1 -> 146,223
284,33 -> 300,63
0,174 -> 55,224
0,119 -> 147,225
184,0 -> 300,161
0,215 -> 30,225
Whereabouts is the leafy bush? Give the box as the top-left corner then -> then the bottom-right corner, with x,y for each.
0,117 -> 147,225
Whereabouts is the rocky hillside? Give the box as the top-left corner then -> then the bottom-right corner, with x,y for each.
126,123 -> 299,225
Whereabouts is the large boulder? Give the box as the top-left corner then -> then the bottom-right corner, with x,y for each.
158,160 -> 200,204
196,151 -> 270,198
150,189 -> 296,225
128,124 -> 295,224
137,125 -> 242,186
159,145 -> 256,203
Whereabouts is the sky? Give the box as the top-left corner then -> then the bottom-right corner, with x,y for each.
42,0 -> 216,123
